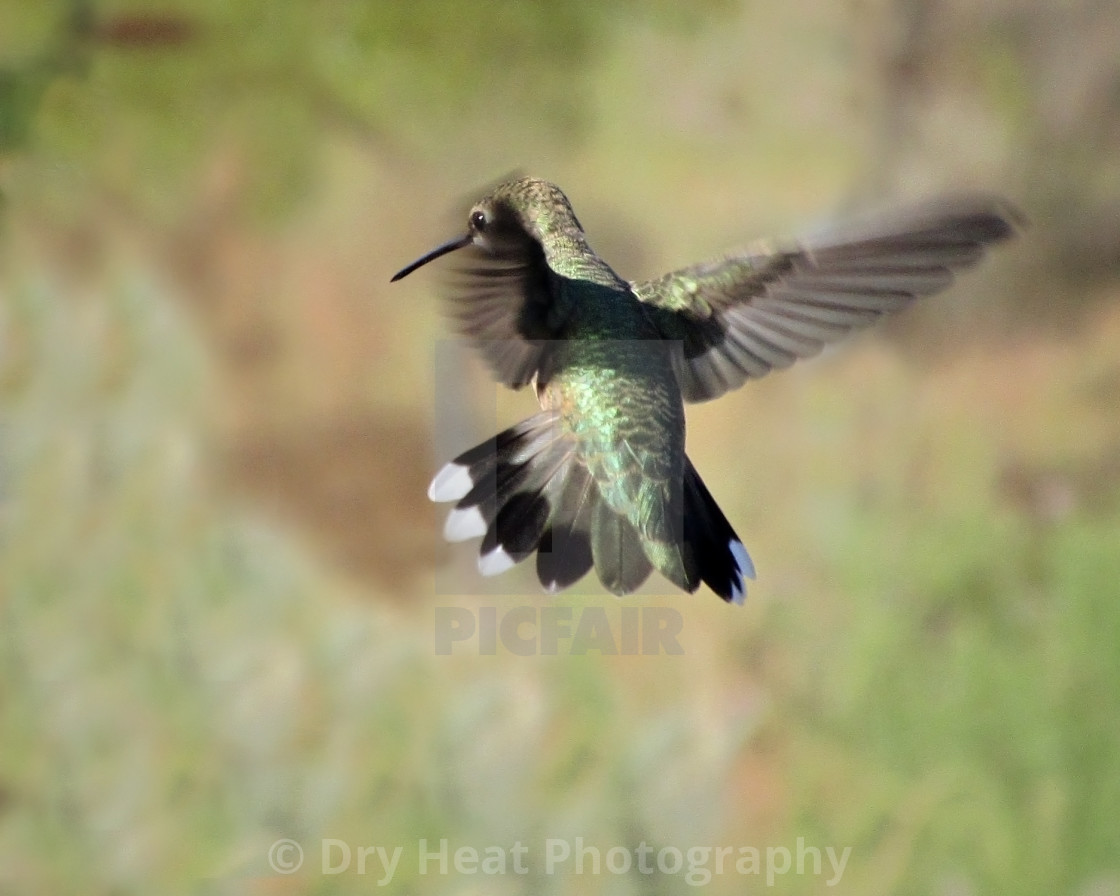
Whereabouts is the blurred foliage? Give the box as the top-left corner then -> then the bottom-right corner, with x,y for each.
3,0 -> 1120,894
5,252 -> 1119,894
865,0 -> 1120,306
1,0 -> 729,221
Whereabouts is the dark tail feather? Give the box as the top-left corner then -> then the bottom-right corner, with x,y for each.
682,457 -> 755,603
430,412 -> 595,586
590,497 -> 653,596
536,464 -> 595,593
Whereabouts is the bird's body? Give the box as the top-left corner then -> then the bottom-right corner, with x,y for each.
392,177 -> 1017,602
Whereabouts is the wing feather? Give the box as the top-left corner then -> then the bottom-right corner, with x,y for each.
634,195 -> 1021,402
441,243 -> 568,389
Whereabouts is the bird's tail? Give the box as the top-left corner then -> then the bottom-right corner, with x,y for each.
430,411 -> 598,592
677,457 -> 755,603
429,412 -> 754,601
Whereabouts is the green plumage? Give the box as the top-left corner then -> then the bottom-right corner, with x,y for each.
393,177 -> 1018,601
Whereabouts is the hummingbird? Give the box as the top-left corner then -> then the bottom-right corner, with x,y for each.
391,177 -> 1017,603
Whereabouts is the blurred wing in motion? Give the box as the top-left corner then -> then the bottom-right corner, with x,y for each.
442,239 -> 564,390
633,195 -> 1021,402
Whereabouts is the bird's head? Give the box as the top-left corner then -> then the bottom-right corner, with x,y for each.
391,177 -> 583,282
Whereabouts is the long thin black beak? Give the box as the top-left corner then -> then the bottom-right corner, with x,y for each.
390,234 -> 473,282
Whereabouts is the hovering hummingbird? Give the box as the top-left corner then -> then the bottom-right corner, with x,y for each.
391,178 -> 1017,603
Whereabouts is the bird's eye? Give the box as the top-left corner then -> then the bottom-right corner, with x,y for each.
470,210 -> 487,231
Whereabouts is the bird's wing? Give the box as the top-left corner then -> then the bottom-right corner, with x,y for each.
442,238 -> 570,390
632,195 -> 1020,402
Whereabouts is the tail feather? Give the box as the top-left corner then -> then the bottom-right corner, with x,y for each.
536,465 -> 595,593
591,498 -> 653,596
478,491 -> 549,573
431,412 -> 595,585
474,438 -> 570,574
429,416 -> 754,602
682,458 -> 755,603
433,413 -> 561,545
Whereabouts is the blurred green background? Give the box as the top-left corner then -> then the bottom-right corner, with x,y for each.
3,1 -> 1120,893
